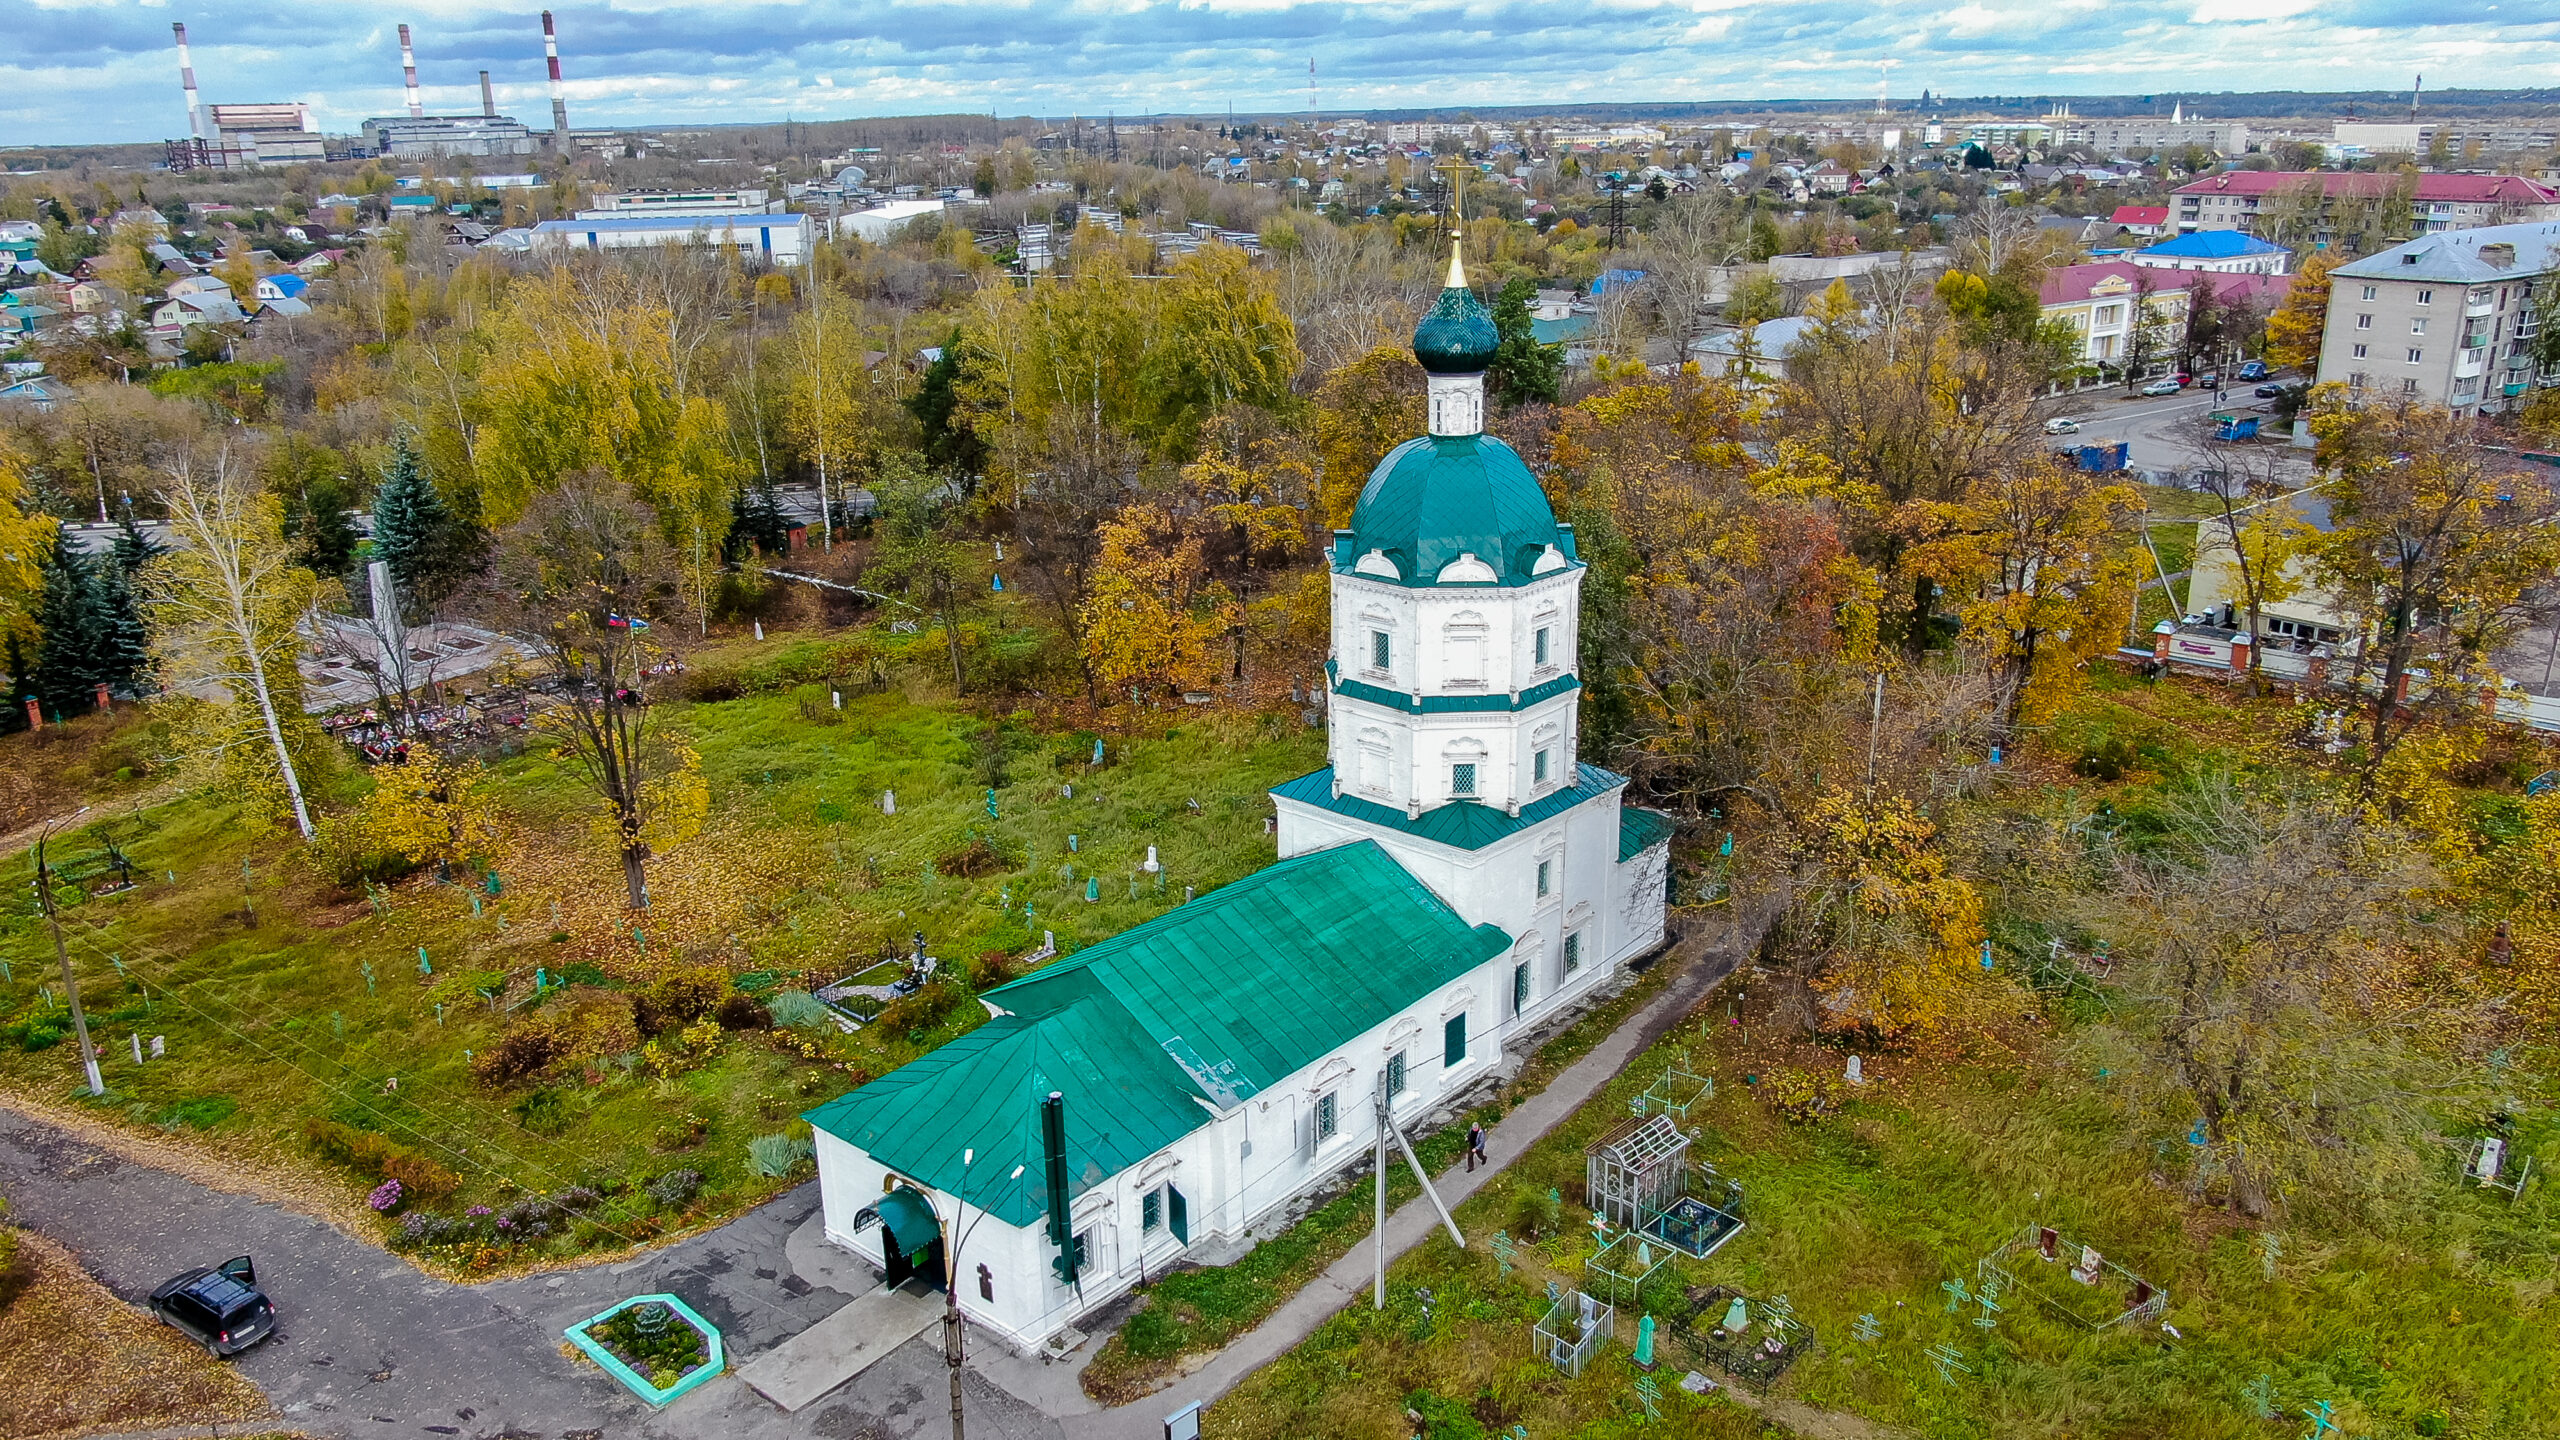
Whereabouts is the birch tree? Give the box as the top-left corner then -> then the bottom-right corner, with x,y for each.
148,445 -> 322,839
779,279 -> 867,552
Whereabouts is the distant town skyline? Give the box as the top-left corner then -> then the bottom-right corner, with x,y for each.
5,0 -> 2558,149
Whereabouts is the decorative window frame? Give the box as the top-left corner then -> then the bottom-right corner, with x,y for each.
1442,736 -> 1489,803
1355,726 -> 1395,799
1442,610 -> 1490,690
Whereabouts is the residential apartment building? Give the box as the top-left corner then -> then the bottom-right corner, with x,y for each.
2316,222 -> 2560,417
2174,171 -> 2560,244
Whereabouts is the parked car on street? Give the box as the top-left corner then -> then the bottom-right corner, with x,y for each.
2141,378 -> 2182,397
2238,360 -> 2270,381
150,1257 -> 274,1356
2253,383 -> 2286,398
2044,417 -> 2081,435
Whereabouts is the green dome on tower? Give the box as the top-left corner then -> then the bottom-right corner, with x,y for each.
1335,433 -> 1574,588
1412,284 -> 1499,375
1411,237 -> 1499,375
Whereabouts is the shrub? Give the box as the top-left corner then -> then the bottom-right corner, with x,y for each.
648,1169 -> 704,1211
303,1119 -> 460,1202
1505,1184 -> 1562,1241
634,965 -> 732,1036
934,835 -> 1012,878
766,990 -> 832,1030
971,949 -> 1022,991
8,1013 -> 66,1052
746,1132 -> 815,1178
877,980 -> 963,1036
512,1087 -> 570,1135
474,1027 -> 567,1085
474,995 -> 641,1085
714,994 -> 773,1031
2074,734 -> 2141,782
1760,1066 -> 1844,1124
1405,1390 -> 1486,1440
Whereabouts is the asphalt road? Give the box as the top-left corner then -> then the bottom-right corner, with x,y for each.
2047,380 -> 2313,479
0,1105 -> 1059,1440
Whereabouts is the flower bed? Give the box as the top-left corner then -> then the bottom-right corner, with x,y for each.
564,1295 -> 724,1406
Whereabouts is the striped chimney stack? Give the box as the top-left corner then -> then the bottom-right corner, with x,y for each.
542,11 -> 570,150
399,23 -> 423,118
173,22 -> 207,141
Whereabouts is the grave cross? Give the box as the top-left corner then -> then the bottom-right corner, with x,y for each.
1632,1373 -> 1662,1420
1924,1342 -> 1972,1383
2258,1232 -> 2282,1280
2243,1374 -> 2276,1421
1852,1312 -> 1882,1343
1940,1277 -> 1972,1312
1491,1231 -> 1517,1276
2301,1400 -> 2339,1439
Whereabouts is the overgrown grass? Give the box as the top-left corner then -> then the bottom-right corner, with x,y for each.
1083,951 -> 1687,1404
0,627 -> 1325,1271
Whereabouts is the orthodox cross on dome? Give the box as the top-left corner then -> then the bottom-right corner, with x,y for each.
1432,155 -> 1473,282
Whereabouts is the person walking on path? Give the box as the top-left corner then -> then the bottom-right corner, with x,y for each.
1465,1120 -> 1488,1172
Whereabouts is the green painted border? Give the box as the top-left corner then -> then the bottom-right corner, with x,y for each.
564,1293 -> 726,1407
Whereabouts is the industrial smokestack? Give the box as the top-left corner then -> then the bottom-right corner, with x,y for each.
543,11 -> 570,151
173,22 -> 207,142
479,69 -> 496,119
399,23 -> 423,119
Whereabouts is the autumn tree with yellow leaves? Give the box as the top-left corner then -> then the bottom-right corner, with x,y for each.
1079,504 -> 1237,703
1781,787 -> 1987,1039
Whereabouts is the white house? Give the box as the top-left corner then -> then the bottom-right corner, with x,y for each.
803,239 -> 1672,1356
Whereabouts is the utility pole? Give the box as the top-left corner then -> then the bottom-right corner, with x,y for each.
1373,1074 -> 1390,1309
34,807 -> 101,1096
940,1148 -> 1025,1440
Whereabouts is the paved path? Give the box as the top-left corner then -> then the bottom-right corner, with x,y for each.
980,912 -> 1754,1438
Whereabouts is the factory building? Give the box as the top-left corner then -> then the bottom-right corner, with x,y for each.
363,115 -> 540,159
577,190 -> 780,217
528,212 -> 815,265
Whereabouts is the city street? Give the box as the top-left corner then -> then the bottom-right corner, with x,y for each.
2044,380 -> 2314,483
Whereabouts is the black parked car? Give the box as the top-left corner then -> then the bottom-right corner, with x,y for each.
150,1256 -> 275,1356
2254,383 -> 2287,398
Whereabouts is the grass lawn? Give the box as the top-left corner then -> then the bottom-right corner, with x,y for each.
0,627 -> 1326,1270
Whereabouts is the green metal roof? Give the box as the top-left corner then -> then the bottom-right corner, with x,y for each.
1338,433 -> 1572,589
805,840 -> 1512,1227
1269,763 -> 1626,853
1618,806 -> 1675,862
1328,660 -> 1580,714
802,990 -> 1206,1228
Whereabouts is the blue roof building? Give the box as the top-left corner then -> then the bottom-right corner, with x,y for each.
2131,230 -> 2291,276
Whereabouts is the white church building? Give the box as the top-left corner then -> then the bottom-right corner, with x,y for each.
803,240 -> 1673,1356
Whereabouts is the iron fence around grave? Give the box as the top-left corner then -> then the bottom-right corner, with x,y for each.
1670,1285 -> 1813,1385
1975,1224 -> 2167,1331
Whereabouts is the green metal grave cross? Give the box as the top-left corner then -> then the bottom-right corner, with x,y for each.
1924,1343 -> 1971,1383
2302,1400 -> 2338,1439
1852,1313 -> 1881,1343
1632,1375 -> 1662,1420
2243,1374 -> 2275,1421
1491,1231 -> 1517,1276
1941,1278 -> 1971,1312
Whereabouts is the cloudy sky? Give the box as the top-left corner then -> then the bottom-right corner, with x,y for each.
5,0 -> 2556,148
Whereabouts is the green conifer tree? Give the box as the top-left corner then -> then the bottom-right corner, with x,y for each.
369,437 -> 475,616
99,513 -> 166,694
30,527 -> 111,713
1487,276 -> 1564,407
